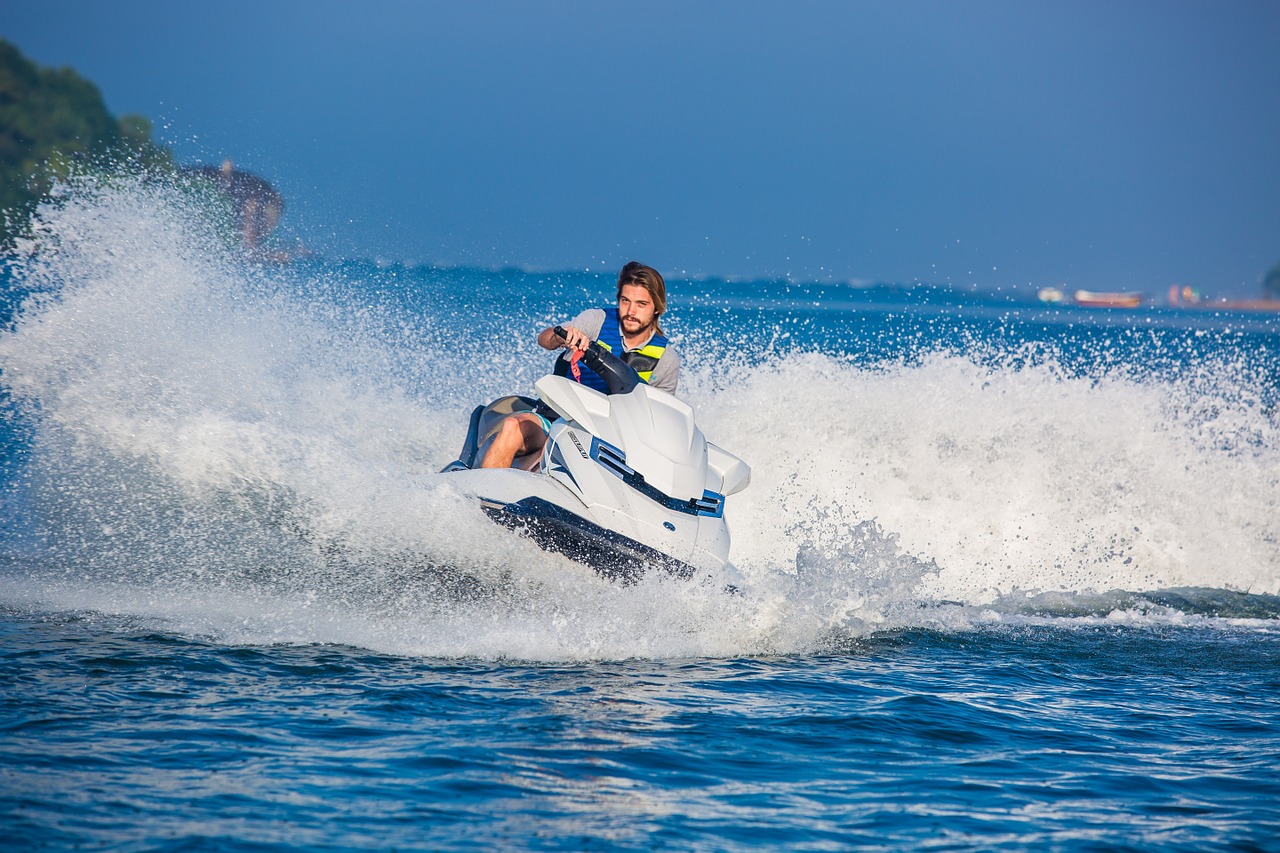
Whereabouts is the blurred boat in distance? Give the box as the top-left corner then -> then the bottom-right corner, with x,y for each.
1073,289 -> 1142,308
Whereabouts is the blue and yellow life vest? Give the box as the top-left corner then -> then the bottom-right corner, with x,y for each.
555,310 -> 668,394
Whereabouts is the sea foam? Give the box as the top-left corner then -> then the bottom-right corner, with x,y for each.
1,177 -> 1276,660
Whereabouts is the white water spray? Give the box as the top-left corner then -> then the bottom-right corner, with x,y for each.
1,177 -> 1277,659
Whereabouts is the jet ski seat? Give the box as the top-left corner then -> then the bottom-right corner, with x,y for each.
448,395 -> 547,471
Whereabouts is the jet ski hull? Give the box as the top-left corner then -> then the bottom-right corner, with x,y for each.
481,496 -> 696,583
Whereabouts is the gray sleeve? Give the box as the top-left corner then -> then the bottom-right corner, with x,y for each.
647,344 -> 680,394
565,308 -> 606,340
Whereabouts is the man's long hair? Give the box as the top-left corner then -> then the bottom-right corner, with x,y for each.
616,261 -> 667,336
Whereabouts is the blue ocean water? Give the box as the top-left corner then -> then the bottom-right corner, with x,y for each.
1,177 -> 1278,850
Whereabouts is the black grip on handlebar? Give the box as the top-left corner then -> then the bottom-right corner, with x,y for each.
550,325 -> 640,395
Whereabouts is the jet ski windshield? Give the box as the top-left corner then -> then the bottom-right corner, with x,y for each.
554,325 -> 641,395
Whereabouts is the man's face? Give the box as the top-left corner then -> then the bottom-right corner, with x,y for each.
617,284 -> 657,337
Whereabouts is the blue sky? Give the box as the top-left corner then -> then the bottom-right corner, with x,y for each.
5,0 -> 1280,295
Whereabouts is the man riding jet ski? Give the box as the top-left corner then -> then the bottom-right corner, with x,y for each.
440,326 -> 751,584
478,261 -> 679,472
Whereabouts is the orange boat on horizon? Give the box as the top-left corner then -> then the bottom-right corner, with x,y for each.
1073,289 -> 1142,308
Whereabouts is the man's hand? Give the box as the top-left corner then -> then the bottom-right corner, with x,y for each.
539,324 -> 591,351
557,325 -> 591,351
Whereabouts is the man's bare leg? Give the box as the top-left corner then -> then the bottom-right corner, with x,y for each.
478,413 -> 549,469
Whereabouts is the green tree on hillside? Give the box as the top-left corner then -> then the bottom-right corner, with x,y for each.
0,39 -> 172,243
1266,263 -> 1280,301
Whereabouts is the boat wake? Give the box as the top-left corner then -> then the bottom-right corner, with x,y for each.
1,177 -> 1277,659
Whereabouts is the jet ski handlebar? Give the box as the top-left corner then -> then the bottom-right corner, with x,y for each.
552,325 -> 580,348
553,325 -> 641,395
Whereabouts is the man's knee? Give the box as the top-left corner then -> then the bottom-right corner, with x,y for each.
497,416 -> 525,444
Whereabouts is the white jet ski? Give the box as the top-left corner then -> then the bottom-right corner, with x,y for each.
441,327 -> 751,583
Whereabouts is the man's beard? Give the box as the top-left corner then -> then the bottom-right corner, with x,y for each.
620,315 -> 653,335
